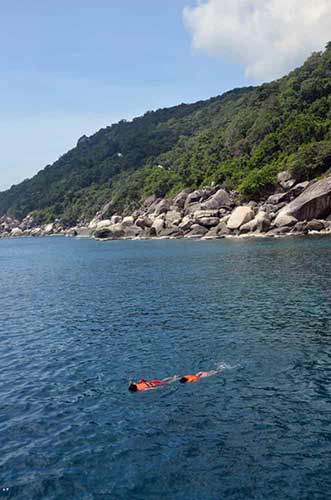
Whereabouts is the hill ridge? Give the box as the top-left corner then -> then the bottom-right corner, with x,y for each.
1,45 -> 331,224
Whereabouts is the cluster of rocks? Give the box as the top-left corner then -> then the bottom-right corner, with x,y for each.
0,216 -> 84,239
86,172 -> 331,241
2,171 -> 331,241
89,187 -> 237,240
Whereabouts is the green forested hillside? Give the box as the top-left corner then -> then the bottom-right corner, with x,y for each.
2,44 -> 331,224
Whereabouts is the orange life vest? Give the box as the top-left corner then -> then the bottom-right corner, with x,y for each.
181,374 -> 202,383
134,379 -> 162,391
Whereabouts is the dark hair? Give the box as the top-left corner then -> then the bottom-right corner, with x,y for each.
180,376 -> 188,383
128,383 -> 138,392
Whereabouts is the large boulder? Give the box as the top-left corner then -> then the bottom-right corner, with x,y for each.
165,210 -> 182,226
239,212 -> 270,234
143,197 -> 161,215
43,223 -> 54,235
194,209 -> 219,218
273,213 -> 298,228
96,219 -> 112,230
153,199 -> 170,215
110,215 -> 122,225
94,223 -> 124,239
184,202 -> 204,215
289,181 -> 310,197
108,223 -> 125,238
88,218 -> 99,229
197,217 -> 220,227
21,214 -> 35,230
219,214 -> 231,225
11,227 -> 24,237
193,209 -> 219,227
276,177 -> 331,221
143,195 -> 157,208
277,170 -> 296,190
185,188 -> 214,207
255,211 -> 271,232
122,216 -> 135,226
239,219 -> 258,234
135,216 -> 153,229
31,227 -> 42,237
178,215 -> 194,231
185,189 -> 204,205
151,217 -> 165,235
227,206 -> 255,230
202,189 -> 233,210
173,190 -> 190,209
267,192 -> 289,205
240,210 -> 271,233
266,181 -> 311,208
100,201 -> 113,218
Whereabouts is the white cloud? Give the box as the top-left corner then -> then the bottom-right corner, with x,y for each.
183,0 -> 331,81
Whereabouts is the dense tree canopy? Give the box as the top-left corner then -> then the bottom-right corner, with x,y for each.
1,44 -> 331,224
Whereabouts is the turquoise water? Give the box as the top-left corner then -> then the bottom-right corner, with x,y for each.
1,236 -> 331,499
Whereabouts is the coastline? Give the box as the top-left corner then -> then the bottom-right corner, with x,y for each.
2,171 -> 331,243
2,228 -> 331,242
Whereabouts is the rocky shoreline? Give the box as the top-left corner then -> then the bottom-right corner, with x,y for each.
2,171 -> 331,242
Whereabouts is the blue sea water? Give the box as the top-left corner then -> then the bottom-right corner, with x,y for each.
1,236 -> 331,499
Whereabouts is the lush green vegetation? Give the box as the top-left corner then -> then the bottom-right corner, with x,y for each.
2,45 -> 331,223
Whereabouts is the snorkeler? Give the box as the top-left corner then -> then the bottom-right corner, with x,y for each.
128,370 -> 217,391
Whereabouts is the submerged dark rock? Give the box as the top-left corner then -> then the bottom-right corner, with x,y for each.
306,219 -> 326,231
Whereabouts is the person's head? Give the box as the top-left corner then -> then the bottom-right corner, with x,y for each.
128,381 -> 138,392
180,376 -> 188,383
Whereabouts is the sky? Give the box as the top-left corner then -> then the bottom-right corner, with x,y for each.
0,0 -> 330,191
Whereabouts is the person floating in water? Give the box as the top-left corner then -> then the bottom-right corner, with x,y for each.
128,371 -> 218,391
180,371 -> 213,383
128,375 -> 179,392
